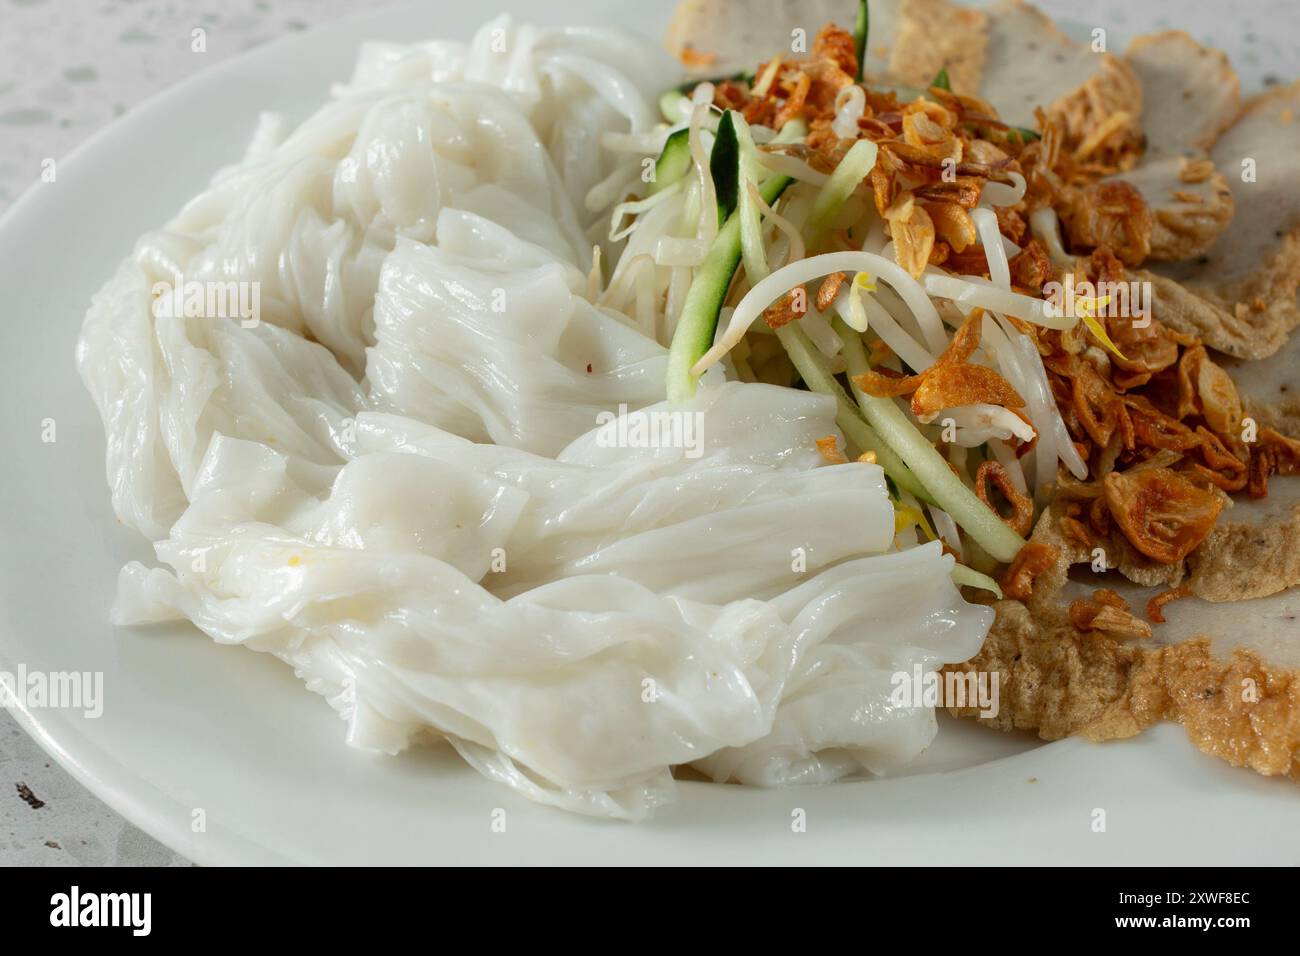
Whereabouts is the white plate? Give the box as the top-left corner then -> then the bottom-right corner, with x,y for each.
1,0 -> 1296,866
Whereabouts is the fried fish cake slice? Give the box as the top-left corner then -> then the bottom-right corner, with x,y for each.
664,0 -> 897,80
1105,32 -> 1240,260
664,0 -> 984,90
1125,30 -> 1240,158
978,0 -> 1142,155
1215,220 -> 1300,437
666,0 -> 1139,162
945,482 -> 1300,782
1149,83 -> 1300,360
887,0 -> 987,94
944,598 -> 1300,779
1111,156 -> 1234,261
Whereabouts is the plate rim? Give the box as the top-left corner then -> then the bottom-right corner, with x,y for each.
2,0 -> 1296,867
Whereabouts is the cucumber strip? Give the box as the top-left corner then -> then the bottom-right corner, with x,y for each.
733,115 -> 806,288
659,90 -> 689,124
878,83 -> 926,103
674,70 -> 754,96
732,116 -> 768,286
709,111 -> 740,224
665,174 -> 793,403
853,0 -> 869,82
772,117 -> 808,145
649,128 -> 692,195
775,323 -> 933,504
721,118 -> 923,499
809,138 -> 878,232
950,563 -> 1003,598
833,316 -> 1026,562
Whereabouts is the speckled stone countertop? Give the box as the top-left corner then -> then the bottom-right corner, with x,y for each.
0,0 -> 398,868
0,0 -> 1291,866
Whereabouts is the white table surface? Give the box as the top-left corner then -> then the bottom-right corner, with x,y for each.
0,0 -> 1291,866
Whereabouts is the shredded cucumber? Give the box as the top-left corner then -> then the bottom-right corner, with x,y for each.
833,316 -> 1026,562
665,119 -> 810,402
852,0 -> 869,83
732,113 -> 782,292
709,111 -> 740,224
772,118 -> 808,145
649,128 -> 692,195
775,324 -> 933,504
950,563 -> 1003,598
665,174 -> 793,403
809,138 -> 878,234
658,91 -> 689,124
737,161 -> 769,290
674,70 -> 753,96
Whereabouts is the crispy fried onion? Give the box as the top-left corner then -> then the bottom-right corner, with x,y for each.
1008,239 -> 1051,291
853,365 -> 920,398
927,202 -> 979,253
853,308 -> 982,394
1068,594 -> 1153,639
1261,428 -> 1300,475
850,310 -> 1025,423
713,25 -> 858,132
815,434 -> 849,464
1146,584 -> 1192,624
816,271 -> 848,311
762,288 -> 805,329
1049,353 -> 1121,448
901,106 -> 961,164
912,363 -> 1025,422
1247,443 -> 1276,500
883,192 -> 936,279
1057,179 -> 1153,267
1105,321 -> 1178,388
1102,468 -> 1225,564
1122,395 -> 1202,453
998,541 -> 1059,601
715,32 -> 1043,284
811,22 -> 858,77
976,460 -> 1035,536
1176,345 -> 1243,435
1229,427 -> 1300,499
775,70 -> 812,129
1091,588 -> 1128,609
1040,267 -> 1294,534
1195,427 -> 1244,473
